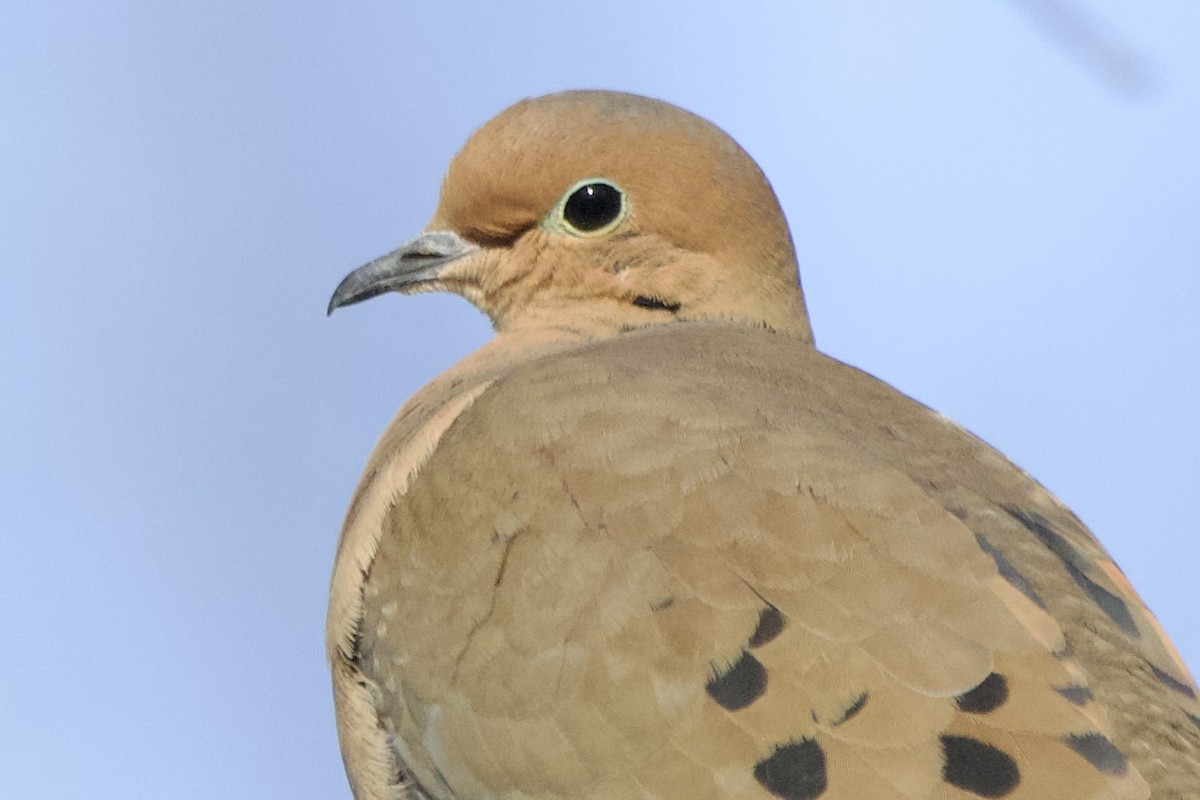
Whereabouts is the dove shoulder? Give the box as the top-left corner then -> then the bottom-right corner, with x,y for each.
332,321 -> 1200,799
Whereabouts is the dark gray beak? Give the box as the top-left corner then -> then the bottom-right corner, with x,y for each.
327,231 -> 479,315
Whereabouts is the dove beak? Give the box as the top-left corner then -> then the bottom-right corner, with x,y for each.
327,230 -> 480,315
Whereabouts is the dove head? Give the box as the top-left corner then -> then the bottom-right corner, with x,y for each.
329,90 -> 813,344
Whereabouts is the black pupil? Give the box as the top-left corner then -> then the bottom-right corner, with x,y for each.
563,183 -> 623,232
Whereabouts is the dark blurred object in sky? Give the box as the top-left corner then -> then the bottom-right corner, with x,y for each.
1007,0 -> 1157,97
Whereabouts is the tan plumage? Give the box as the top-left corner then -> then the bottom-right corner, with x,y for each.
326,91 -> 1200,799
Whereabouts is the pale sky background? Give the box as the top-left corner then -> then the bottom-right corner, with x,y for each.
2,3 -> 1197,797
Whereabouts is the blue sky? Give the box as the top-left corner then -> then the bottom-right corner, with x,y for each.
2,3 -> 1197,797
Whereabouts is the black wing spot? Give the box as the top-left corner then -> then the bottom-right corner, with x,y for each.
1065,733 -> 1129,776
973,532 -> 1046,608
955,672 -> 1009,714
754,739 -> 828,800
632,295 -> 681,313
749,605 -> 786,648
1149,663 -> 1199,699
706,650 -> 767,711
941,735 -> 1021,797
650,595 -> 675,612
1003,507 -> 1139,637
1055,684 -> 1094,706
1062,561 -> 1140,637
831,692 -> 868,726
1003,506 -> 1081,562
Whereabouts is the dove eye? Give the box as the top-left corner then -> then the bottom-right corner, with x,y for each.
557,179 -> 628,236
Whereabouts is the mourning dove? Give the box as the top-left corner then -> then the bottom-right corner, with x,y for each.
325,91 -> 1200,800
